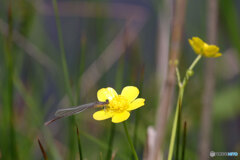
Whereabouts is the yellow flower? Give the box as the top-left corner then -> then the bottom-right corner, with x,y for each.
188,37 -> 222,58
93,86 -> 145,123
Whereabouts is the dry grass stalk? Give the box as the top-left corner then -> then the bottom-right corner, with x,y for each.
79,17 -> 148,98
37,138 -> 48,160
199,0 -> 218,159
148,0 -> 187,159
156,0 -> 173,86
145,0 -> 173,158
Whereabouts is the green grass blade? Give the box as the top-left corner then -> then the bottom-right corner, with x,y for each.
168,89 -> 184,160
181,121 -> 187,160
175,95 -> 182,159
51,0 -> 80,159
3,1 -> 18,159
123,122 -> 138,160
51,0 -> 74,105
106,123 -> 115,160
133,65 -> 144,149
76,126 -> 83,160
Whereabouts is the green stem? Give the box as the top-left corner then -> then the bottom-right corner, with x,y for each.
51,0 -> 81,159
181,121 -> 187,160
183,55 -> 202,87
76,126 -> 83,160
175,67 -> 182,86
188,55 -> 202,71
3,1 -> 18,159
175,94 -> 182,159
132,66 -> 144,155
74,35 -> 86,160
123,122 -> 138,160
168,55 -> 202,160
51,0 -> 74,105
68,117 -> 77,160
133,110 -> 140,148
106,123 -> 115,160
168,88 -> 184,160
105,57 -> 124,160
76,35 -> 86,105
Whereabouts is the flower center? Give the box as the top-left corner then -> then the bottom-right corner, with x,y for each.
108,95 -> 129,112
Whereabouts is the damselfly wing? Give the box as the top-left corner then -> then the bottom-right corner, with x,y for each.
45,100 -> 108,125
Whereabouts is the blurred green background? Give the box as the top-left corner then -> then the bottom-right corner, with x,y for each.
0,0 -> 239,159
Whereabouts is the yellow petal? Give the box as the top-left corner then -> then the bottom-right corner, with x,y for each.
213,53 -> 222,58
189,37 -> 205,54
93,110 -> 113,120
97,87 -> 118,102
112,111 -> 130,123
203,45 -> 220,57
192,37 -> 205,46
127,98 -> 145,111
121,86 -> 139,102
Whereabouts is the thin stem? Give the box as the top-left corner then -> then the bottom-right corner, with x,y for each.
51,0 -> 74,105
106,123 -> 115,160
168,54 -> 202,160
68,117 -> 77,160
133,66 -> 144,152
175,67 -> 182,87
175,93 -> 182,159
151,0 -> 187,158
76,126 -> 83,160
38,138 -> 48,160
133,110 -> 140,148
76,35 -> 86,105
183,55 -> 202,87
181,121 -> 187,160
188,55 -> 202,71
123,122 -> 138,160
167,88 -> 184,160
51,0 -> 80,159
105,55 -> 124,160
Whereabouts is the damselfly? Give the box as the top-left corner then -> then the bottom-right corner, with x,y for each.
45,100 -> 109,125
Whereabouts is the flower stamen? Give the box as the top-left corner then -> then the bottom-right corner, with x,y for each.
108,95 -> 129,112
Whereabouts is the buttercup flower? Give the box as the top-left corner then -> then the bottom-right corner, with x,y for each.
93,86 -> 145,123
188,37 -> 222,58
